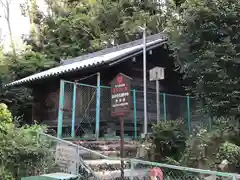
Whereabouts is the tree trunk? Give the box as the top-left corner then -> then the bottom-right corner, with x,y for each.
1,0 -> 16,57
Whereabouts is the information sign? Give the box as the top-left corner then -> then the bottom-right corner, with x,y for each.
111,73 -> 132,117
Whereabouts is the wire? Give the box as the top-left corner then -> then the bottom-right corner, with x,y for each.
74,72 -> 98,82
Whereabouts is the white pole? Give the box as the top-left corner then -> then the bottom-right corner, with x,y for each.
138,25 -> 148,137
156,80 -> 160,124
143,26 -> 148,136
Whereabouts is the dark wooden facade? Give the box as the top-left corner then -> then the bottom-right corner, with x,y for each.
30,44 -> 184,136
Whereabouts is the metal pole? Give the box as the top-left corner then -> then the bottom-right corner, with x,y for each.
143,25 -> 148,136
156,80 -> 160,124
187,96 -> 191,133
95,72 -> 101,140
120,116 -> 125,178
57,80 -> 65,138
71,82 -> 77,138
133,89 -> 137,139
163,93 -> 167,121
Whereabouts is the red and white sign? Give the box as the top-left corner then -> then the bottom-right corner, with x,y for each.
111,73 -> 132,117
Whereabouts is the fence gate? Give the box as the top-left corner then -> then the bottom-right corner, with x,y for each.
57,80 -> 98,139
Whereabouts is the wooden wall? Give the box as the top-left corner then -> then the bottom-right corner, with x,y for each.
99,45 -> 185,125
32,44 -> 184,127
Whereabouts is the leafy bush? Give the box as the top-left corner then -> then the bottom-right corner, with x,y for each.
0,103 -> 12,123
216,142 -> 240,173
0,167 -> 14,180
180,128 -> 222,169
0,103 -> 58,178
152,120 -> 187,162
150,116 -> 240,172
211,117 -> 240,146
180,118 -> 240,171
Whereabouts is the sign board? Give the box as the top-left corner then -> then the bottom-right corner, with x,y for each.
111,73 -> 132,117
149,67 -> 164,81
55,143 -> 79,174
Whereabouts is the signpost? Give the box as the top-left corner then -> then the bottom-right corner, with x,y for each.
55,143 -> 79,174
111,73 -> 132,179
149,67 -> 164,124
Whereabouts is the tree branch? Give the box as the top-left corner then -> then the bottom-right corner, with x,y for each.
0,0 -> 7,9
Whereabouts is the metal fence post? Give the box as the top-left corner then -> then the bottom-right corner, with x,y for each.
163,93 -> 167,121
187,96 -> 191,133
71,83 -> 77,138
95,72 -> 101,140
133,89 -> 137,139
209,117 -> 212,131
57,80 -> 65,138
130,159 -> 134,180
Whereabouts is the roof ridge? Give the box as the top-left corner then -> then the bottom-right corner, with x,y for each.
62,33 -> 166,65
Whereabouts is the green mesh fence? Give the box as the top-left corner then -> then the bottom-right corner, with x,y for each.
165,94 -> 188,121
129,159 -> 238,180
60,80 -> 97,139
74,84 -> 97,138
58,80 -> 212,139
190,97 -> 210,132
31,133 -> 239,180
62,81 -> 74,137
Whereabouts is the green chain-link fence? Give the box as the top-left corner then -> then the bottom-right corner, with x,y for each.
129,159 -> 239,180
57,80 -> 211,139
23,133 -> 239,180
58,80 -> 97,138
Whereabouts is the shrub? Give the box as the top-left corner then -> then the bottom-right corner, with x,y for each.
0,103 -> 12,122
181,118 -> 240,171
211,117 -> 240,146
216,142 -> 240,173
0,103 -> 58,178
0,167 -> 15,180
180,128 -> 221,169
152,120 -> 187,162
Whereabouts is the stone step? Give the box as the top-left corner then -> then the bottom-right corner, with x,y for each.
79,149 -> 135,160
98,151 -> 120,157
85,159 -> 130,171
78,143 -> 139,151
73,140 -> 138,146
76,141 -> 139,159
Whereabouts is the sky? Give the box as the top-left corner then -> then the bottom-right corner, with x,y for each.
0,0 -> 46,51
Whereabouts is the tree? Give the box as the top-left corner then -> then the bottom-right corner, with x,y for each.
23,0 -> 168,62
0,0 -> 16,57
0,43 -> 54,121
167,0 -> 240,119
20,0 -> 41,46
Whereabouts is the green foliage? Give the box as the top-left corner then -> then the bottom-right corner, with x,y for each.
0,167 -> 15,180
167,0 -> 240,119
0,48 -> 54,120
11,50 -> 57,79
211,117 -> 240,146
152,120 -> 187,162
0,103 -> 12,123
179,118 -> 240,171
180,128 -> 222,169
0,103 -> 58,178
151,117 -> 240,172
24,0 -> 167,62
216,142 -> 240,171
